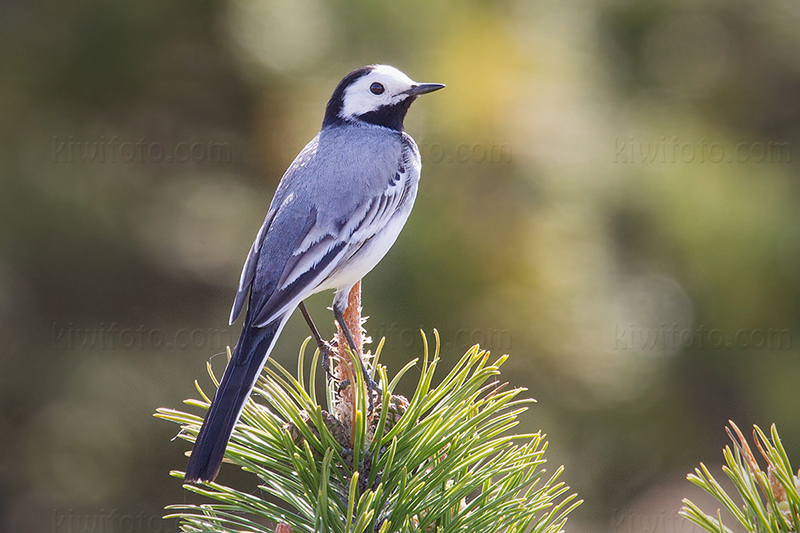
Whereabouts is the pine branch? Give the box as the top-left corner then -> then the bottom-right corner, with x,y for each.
681,421 -> 800,533
156,330 -> 580,533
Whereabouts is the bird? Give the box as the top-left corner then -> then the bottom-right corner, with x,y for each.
184,64 -> 444,482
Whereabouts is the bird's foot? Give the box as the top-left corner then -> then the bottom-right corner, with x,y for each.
320,341 -> 338,381
331,363 -> 381,415
363,366 -> 381,415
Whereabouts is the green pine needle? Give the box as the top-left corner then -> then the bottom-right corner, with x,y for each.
156,330 -> 581,533
681,422 -> 800,533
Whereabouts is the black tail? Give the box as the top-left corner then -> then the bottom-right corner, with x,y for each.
185,317 -> 283,482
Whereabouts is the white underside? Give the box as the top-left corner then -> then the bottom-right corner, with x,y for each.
315,205 -> 411,295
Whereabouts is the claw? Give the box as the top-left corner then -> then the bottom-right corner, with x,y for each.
364,372 -> 382,415
333,306 -> 380,414
299,301 -> 340,384
300,300 -> 380,414
320,341 -> 337,381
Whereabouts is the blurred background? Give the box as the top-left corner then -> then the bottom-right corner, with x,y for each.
3,0 -> 800,531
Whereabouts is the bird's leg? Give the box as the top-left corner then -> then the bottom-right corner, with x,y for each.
333,306 -> 381,413
298,302 -> 336,381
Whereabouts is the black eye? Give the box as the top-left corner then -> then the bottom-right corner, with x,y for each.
370,82 -> 385,95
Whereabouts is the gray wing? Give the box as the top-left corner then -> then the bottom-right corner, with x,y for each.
253,165 -> 415,328
228,136 -> 323,326
229,210 -> 273,325
228,195 -> 343,326
325,160 -> 416,271
230,130 -> 417,329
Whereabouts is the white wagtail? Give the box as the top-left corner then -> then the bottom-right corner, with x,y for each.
185,65 -> 444,482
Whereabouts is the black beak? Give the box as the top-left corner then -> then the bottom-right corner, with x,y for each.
405,83 -> 446,96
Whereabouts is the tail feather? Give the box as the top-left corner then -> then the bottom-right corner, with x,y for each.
185,317 -> 284,482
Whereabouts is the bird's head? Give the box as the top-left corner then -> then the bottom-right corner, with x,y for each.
323,64 -> 445,131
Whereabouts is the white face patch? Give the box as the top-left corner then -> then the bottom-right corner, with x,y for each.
339,65 -> 418,120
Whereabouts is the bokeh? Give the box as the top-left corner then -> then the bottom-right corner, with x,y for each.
3,0 -> 800,532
